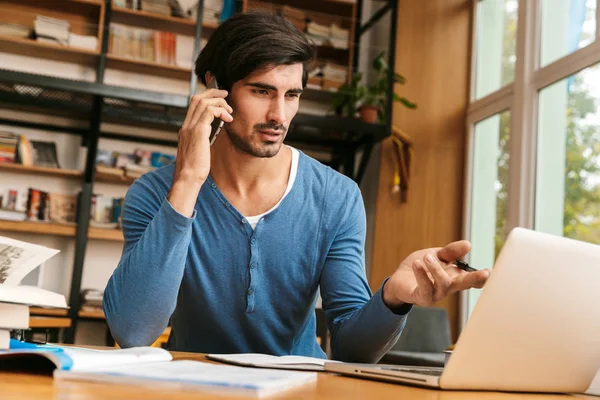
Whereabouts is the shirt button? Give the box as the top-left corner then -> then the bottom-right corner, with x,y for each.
247,289 -> 254,295
242,218 -> 247,224
251,238 -> 256,245
211,183 -> 216,188
225,202 -> 230,207
250,262 -> 256,269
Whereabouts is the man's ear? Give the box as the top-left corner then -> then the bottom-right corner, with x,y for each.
205,71 -> 216,88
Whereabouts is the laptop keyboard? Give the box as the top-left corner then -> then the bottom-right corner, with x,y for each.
379,366 -> 444,376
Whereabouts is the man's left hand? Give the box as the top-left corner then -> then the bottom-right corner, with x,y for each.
383,241 -> 491,308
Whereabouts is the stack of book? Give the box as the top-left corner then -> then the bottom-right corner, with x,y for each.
330,24 -> 349,50
34,15 -> 70,46
306,21 -> 329,46
0,237 -> 66,349
68,33 -> 98,51
141,0 -> 171,15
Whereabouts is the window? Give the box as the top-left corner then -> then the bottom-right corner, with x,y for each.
540,0 -> 596,67
464,0 -> 600,327
474,0 -> 518,99
468,111 -> 510,314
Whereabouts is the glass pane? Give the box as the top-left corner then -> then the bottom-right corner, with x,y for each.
468,110 -> 510,316
474,0 -> 518,99
540,0 -> 596,67
537,63 -> 600,244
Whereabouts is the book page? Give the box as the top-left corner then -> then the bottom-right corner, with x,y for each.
0,236 -> 59,286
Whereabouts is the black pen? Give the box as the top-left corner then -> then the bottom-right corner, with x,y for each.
454,259 -> 478,273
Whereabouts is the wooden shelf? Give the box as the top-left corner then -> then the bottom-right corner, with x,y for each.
0,220 -> 124,242
0,163 -> 83,179
0,35 -> 99,65
106,54 -> 192,80
111,7 -> 218,36
88,227 -> 124,242
78,308 -> 105,319
30,307 -> 69,317
29,316 -> 72,329
95,170 -> 136,185
0,220 -> 76,237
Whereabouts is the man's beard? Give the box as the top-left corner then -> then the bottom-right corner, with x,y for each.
225,122 -> 287,158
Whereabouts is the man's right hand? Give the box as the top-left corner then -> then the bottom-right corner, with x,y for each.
167,89 -> 233,217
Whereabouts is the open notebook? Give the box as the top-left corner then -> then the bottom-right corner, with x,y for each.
1,343 -> 317,397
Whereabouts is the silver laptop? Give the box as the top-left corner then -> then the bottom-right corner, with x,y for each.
324,228 -> 600,393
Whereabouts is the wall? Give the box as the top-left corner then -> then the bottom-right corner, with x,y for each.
369,0 -> 472,341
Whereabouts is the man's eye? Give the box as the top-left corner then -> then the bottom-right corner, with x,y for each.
286,93 -> 300,98
253,89 -> 268,95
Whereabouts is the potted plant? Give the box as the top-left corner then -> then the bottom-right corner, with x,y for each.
331,52 -> 416,123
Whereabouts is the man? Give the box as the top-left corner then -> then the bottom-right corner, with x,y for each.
104,11 -> 489,363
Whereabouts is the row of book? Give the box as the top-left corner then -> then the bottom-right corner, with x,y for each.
109,23 -> 200,68
34,15 -> 98,50
0,132 -> 60,168
112,0 -> 223,25
0,188 -> 124,229
269,4 -> 350,50
307,62 -> 348,91
96,148 -> 175,180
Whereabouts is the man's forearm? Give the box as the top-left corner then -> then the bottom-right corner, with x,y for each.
329,280 -> 411,363
103,199 -> 194,347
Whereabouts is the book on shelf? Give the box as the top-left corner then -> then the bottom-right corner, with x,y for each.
30,141 -> 60,169
109,23 -> 195,67
0,22 -> 32,39
68,33 -> 98,51
140,0 -> 171,16
0,132 -> 19,163
0,189 -> 27,221
34,15 -> 70,46
48,193 -> 77,224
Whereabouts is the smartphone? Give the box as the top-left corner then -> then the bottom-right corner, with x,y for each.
207,78 -> 225,146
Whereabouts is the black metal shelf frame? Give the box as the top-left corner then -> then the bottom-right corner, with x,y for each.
0,0 -> 398,343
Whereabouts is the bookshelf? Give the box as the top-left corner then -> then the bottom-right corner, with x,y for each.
30,307 -> 69,317
0,0 -> 398,346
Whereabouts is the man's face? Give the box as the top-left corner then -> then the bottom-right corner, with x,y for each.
224,63 -> 303,158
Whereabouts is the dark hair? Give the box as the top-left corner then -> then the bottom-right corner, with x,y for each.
194,11 -> 316,91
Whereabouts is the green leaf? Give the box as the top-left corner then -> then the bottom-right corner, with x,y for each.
393,93 -> 417,109
394,73 -> 406,84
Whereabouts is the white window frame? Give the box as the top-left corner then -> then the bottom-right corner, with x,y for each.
460,0 -> 600,331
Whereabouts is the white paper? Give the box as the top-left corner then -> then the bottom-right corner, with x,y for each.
0,236 -> 59,285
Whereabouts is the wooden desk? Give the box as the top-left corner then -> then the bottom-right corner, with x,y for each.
0,351 -> 597,400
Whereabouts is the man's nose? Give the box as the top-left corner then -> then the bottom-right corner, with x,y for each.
267,98 -> 286,126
